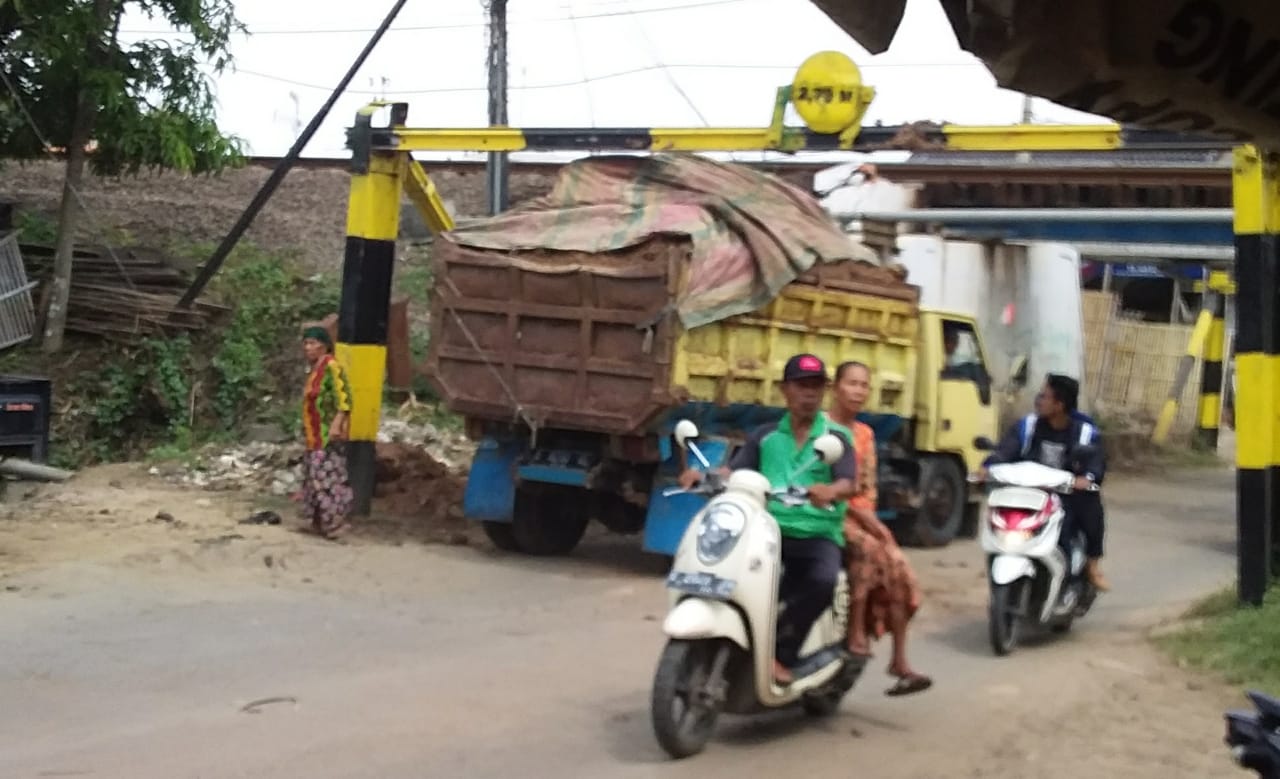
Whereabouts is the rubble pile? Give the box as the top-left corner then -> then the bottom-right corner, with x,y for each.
152,417 -> 476,501
151,440 -> 306,494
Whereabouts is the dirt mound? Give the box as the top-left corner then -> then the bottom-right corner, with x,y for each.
370,441 -> 469,544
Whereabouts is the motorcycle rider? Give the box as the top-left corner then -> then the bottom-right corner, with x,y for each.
678,354 -> 857,684
976,373 -> 1110,591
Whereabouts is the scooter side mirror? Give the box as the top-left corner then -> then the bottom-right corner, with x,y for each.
973,436 -> 996,451
673,420 -> 699,450
812,433 -> 845,465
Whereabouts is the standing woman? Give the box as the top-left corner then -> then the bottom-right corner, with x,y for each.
300,326 -> 354,540
830,360 -> 932,697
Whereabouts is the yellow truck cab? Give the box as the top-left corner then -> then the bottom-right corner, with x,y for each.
905,308 -> 1007,545
672,285 -> 1010,548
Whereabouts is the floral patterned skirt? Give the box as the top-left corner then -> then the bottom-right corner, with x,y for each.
846,525 -> 923,641
303,444 -> 353,538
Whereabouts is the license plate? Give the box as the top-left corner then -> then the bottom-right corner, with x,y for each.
666,570 -> 736,599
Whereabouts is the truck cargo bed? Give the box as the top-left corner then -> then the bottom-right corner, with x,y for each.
427,236 -> 920,436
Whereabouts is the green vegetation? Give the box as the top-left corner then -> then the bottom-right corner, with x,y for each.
1158,584 -> 1280,693
1,0 -> 247,352
0,241 -> 341,467
0,232 -> 458,469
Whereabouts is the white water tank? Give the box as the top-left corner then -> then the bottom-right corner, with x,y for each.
1023,241 -> 1087,403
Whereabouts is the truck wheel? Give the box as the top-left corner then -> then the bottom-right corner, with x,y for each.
909,457 -> 965,547
481,521 -> 521,552
511,484 -> 590,556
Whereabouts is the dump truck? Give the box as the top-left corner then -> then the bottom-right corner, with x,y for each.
426,154 -> 1022,555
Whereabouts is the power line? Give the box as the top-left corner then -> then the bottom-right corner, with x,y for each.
229,61 -> 990,96
564,3 -> 597,128
626,7 -> 709,126
120,0 -> 754,36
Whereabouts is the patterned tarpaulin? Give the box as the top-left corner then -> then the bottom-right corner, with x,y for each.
442,153 -> 881,329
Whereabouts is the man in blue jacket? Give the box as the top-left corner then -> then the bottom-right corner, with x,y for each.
977,373 -> 1110,591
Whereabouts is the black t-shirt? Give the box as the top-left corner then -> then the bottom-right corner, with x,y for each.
1027,419 -> 1076,470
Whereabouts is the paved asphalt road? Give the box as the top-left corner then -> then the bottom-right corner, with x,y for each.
0,467 -> 1239,778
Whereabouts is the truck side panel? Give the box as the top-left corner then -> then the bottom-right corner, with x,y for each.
672,284 -> 919,420
428,238 -> 685,435
429,237 -> 920,436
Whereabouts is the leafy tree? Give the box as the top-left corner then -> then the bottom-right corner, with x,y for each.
0,0 -> 247,352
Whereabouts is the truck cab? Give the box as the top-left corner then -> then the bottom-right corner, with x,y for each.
879,308 -> 1012,546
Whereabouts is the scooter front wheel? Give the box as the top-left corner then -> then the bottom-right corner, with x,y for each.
651,639 -> 727,759
988,582 -> 1024,656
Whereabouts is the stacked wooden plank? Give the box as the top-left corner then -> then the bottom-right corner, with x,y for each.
19,243 -> 228,337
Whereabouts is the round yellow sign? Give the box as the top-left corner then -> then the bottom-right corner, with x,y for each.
791,51 -> 867,135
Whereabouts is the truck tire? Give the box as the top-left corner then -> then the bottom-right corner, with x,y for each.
481,521 -> 521,552
511,484 -> 590,556
908,457 -> 966,547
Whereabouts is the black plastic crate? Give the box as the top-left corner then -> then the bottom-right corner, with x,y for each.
0,374 -> 52,463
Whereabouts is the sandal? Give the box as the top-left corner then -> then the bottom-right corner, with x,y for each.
846,643 -> 874,660
885,673 -> 932,697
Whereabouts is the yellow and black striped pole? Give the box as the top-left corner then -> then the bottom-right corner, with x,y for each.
1231,145 -> 1280,607
1152,299 -> 1215,445
1195,285 -> 1227,450
338,138 -> 403,515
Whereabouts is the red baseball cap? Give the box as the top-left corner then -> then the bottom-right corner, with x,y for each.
782,353 -> 828,382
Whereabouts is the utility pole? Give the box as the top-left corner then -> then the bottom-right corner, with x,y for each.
485,0 -> 510,215
1021,94 -> 1034,123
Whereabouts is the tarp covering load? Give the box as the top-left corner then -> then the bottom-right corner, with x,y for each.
811,0 -> 1280,145
444,153 -> 882,329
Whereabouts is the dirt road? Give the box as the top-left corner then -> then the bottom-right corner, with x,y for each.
0,464 -> 1245,778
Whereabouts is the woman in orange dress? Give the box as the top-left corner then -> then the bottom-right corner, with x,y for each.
831,361 -> 932,697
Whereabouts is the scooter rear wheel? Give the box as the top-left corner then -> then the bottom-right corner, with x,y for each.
651,639 -> 724,759
988,582 -> 1022,656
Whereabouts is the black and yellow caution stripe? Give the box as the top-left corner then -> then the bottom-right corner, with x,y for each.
338,152 -> 402,515
1231,145 -> 1280,606
1196,290 -> 1227,449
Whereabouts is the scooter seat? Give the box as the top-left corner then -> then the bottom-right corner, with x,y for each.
1247,690 -> 1280,723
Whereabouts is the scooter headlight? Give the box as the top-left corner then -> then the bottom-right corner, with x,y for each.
696,504 -> 747,564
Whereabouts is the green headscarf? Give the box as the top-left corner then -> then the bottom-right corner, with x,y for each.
302,326 -> 333,350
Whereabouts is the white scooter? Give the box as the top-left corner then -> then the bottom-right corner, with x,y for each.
972,442 -> 1102,656
649,420 -> 865,759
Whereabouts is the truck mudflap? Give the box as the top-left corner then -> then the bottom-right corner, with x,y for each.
463,438 -> 521,521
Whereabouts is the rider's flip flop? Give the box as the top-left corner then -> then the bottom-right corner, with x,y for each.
885,673 -> 932,697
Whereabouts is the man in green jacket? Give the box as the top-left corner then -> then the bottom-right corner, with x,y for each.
680,354 -> 857,684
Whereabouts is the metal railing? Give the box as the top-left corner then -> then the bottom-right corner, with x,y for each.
0,231 -> 40,350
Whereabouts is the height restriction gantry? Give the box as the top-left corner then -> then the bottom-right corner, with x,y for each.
335,54 -> 1269,607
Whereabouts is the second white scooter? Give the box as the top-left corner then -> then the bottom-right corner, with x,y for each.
973,444 -> 1102,656
649,420 -> 865,759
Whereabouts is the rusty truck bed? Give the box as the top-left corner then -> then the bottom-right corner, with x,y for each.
426,236 -> 920,435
